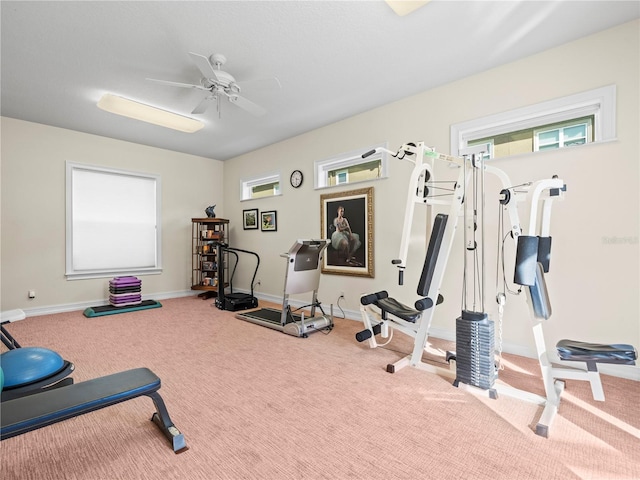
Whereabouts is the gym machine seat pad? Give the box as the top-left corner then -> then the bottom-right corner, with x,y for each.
556,339 -> 637,364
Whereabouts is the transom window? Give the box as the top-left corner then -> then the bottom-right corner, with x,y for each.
315,142 -> 389,189
240,171 -> 281,201
469,116 -> 594,158
452,85 -> 615,159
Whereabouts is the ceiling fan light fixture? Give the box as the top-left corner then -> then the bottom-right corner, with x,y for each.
97,94 -> 204,133
385,0 -> 430,16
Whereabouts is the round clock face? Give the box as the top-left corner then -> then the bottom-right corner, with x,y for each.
290,170 -> 303,188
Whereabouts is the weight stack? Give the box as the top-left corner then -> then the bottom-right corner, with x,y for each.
455,310 -> 496,390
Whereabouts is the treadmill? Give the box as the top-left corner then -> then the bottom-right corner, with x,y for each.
235,239 -> 333,338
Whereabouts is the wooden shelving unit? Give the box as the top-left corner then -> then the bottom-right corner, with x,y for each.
191,218 -> 229,299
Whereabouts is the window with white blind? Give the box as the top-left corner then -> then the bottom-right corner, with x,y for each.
66,162 -> 162,279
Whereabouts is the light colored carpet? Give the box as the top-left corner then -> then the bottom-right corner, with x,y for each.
1,296 -> 638,479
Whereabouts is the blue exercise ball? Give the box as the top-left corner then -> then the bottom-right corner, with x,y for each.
1,347 -> 64,388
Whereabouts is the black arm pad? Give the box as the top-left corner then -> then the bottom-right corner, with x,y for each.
414,297 -> 434,311
360,291 -> 388,305
514,235 -> 539,286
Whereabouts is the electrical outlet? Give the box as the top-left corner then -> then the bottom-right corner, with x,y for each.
339,291 -> 345,299
28,290 -> 36,299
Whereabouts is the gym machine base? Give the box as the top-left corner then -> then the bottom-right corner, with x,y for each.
236,239 -> 334,338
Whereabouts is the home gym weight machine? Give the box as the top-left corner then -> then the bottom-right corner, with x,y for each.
356,142 -> 519,382
235,239 -> 334,338
356,141 -> 637,436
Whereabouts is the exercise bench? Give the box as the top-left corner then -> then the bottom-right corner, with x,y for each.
0,367 -> 187,453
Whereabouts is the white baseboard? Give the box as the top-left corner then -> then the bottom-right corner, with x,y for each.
21,290 -> 197,318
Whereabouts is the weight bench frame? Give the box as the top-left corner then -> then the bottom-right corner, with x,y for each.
1,367 -> 187,453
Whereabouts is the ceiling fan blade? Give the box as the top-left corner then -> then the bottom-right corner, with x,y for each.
146,77 -> 206,90
188,52 -> 220,82
192,96 -> 214,114
229,94 -> 266,116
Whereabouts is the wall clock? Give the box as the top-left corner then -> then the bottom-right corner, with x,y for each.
290,170 -> 303,188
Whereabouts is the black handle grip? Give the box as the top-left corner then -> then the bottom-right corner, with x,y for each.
361,149 -> 376,158
398,270 -> 404,286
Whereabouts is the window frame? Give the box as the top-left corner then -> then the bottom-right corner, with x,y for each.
533,118 -> 592,151
65,162 -> 162,280
240,170 -> 282,201
314,142 -> 389,189
450,85 -> 616,158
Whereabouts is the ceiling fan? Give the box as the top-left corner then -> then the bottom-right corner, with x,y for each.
147,52 -> 280,117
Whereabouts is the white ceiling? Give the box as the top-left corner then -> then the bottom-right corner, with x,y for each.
2,1 -> 638,161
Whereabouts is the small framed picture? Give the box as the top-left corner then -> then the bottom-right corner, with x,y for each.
243,209 -> 258,230
261,210 -> 277,232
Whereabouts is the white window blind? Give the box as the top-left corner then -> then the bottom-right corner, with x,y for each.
66,162 -> 162,279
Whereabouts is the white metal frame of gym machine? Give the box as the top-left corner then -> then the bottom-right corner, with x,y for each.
357,141 -> 635,437
358,142 -> 512,379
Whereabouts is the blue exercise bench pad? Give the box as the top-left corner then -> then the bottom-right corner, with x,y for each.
83,300 -> 162,318
0,367 -> 187,453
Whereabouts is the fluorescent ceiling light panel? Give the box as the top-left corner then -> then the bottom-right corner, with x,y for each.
97,94 -> 204,133
385,0 -> 430,16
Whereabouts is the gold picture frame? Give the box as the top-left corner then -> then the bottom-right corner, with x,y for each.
320,187 -> 374,277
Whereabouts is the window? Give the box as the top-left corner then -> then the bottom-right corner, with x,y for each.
66,162 -> 161,280
468,116 -> 594,158
240,171 -> 281,201
451,85 -> 615,158
314,142 -> 389,189
333,169 -> 349,185
534,117 -> 592,151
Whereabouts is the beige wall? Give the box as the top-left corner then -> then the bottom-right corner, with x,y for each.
1,21 -> 637,378
224,20 -> 639,376
1,118 -> 224,312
